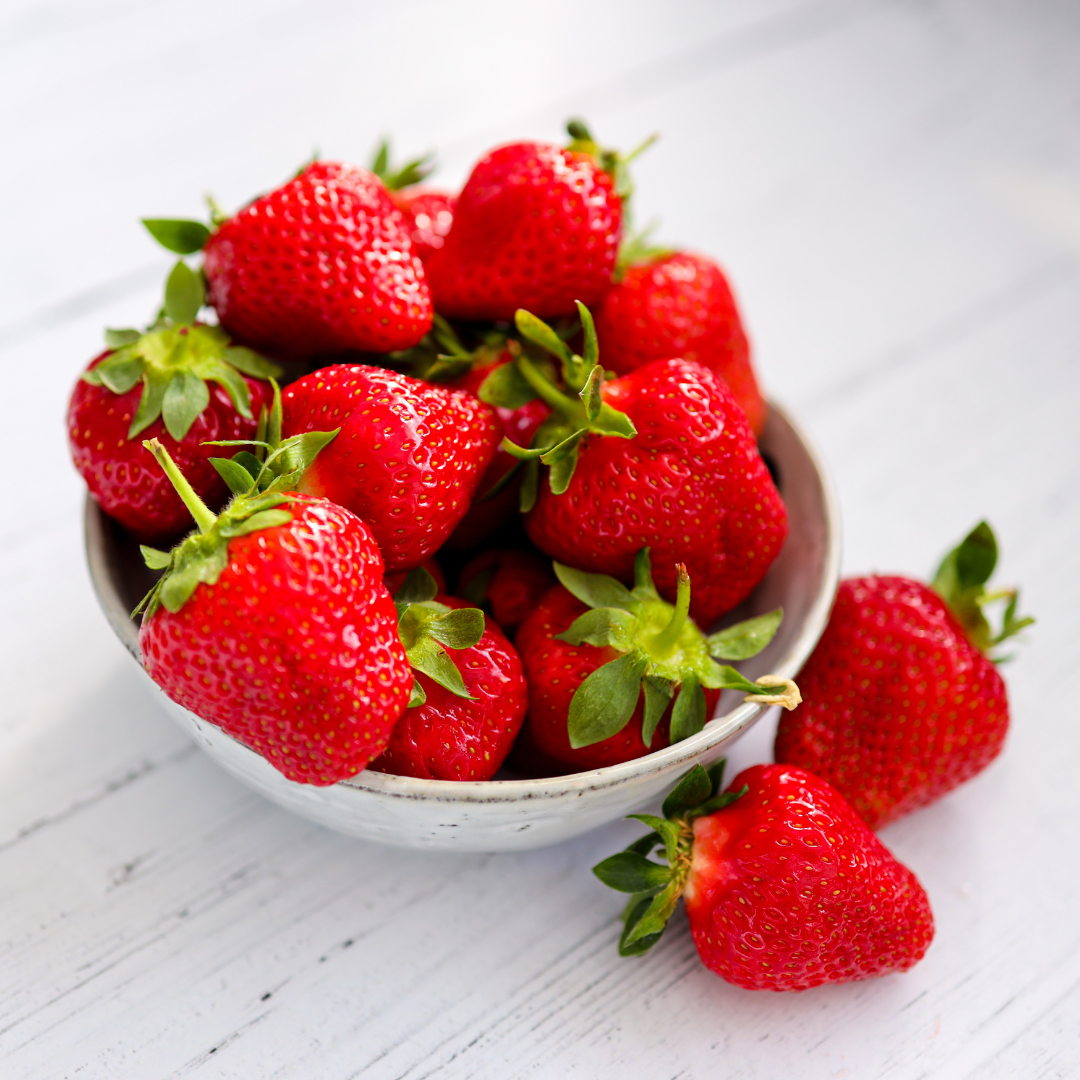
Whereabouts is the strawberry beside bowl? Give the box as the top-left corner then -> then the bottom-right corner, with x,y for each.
85,402 -> 839,852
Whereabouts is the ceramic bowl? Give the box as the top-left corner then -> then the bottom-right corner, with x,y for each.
84,403 -> 839,852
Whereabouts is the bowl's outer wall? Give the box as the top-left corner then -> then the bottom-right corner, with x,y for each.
85,403 -> 840,852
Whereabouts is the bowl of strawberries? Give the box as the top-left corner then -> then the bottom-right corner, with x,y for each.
77,122 -> 839,851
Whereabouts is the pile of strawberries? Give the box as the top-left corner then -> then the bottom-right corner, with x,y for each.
68,121 -> 1032,995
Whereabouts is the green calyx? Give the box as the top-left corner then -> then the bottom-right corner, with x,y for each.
134,392 -> 339,619
391,567 -> 486,706
614,221 -> 676,283
388,314 -> 509,384
564,117 -> 657,204
593,760 -> 748,956
554,549 -> 798,749
84,260 -> 281,441
484,303 -> 637,508
370,137 -> 436,192
930,520 -> 1034,660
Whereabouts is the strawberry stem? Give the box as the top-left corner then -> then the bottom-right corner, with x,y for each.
648,564 -> 691,657
143,438 -> 217,534
515,353 -> 583,419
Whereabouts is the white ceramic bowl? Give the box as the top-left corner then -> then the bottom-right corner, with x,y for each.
85,403 -> 839,852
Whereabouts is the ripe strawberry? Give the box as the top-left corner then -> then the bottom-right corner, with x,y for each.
457,548 -> 556,638
423,138 -> 621,320
513,553 -> 798,774
370,572 -> 528,781
368,137 -> 456,264
594,762 -> 935,990
68,262 -> 277,543
490,306 -> 787,627
774,522 -> 1033,829
136,437 -> 411,786
594,250 -> 766,435
144,160 -> 432,359
280,364 -> 501,572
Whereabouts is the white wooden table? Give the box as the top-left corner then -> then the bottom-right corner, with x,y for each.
3,1 -> 1079,1076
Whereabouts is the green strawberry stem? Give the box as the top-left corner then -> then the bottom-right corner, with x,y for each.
144,439 -> 216,533
647,564 -> 690,658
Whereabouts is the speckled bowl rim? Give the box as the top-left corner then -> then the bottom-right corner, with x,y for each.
85,401 -> 840,806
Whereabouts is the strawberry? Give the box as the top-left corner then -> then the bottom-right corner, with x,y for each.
68,262 -> 278,543
512,553 -> 798,774
280,364 -> 501,572
774,522 -> 1033,829
594,250 -> 766,435
594,762 -> 935,990
135,434 -> 411,786
457,548 -> 556,638
368,138 -> 456,263
369,570 -> 528,781
142,160 -> 432,360
423,130 -> 622,320
486,305 -> 787,627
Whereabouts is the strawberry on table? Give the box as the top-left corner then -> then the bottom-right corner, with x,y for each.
775,522 -> 1033,829
457,548 -> 556,638
486,304 -> 788,627
513,552 -> 798,774
594,762 -> 935,990
423,123 -> 626,320
595,249 -> 766,435
369,569 -> 528,781
68,261 -> 278,543
280,364 -> 501,573
142,160 -> 432,360
136,433 -> 411,786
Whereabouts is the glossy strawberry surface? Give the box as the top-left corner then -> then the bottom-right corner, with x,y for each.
775,576 -> 1009,829
424,141 -> 621,320
203,162 -> 432,358
140,496 -> 412,786
457,548 -> 556,638
525,359 -> 787,628
282,365 -> 500,573
390,187 -> 456,263
369,597 -> 528,781
513,585 -> 720,774
595,252 -> 765,434
68,351 -> 268,543
684,764 -> 935,991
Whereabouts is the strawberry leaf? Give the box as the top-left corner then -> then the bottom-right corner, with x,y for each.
707,608 -> 783,660
567,652 -> 648,748
514,309 -> 574,367
407,636 -> 472,700
669,675 -> 707,743
426,608 -> 485,651
210,457 -> 257,495
661,764 -> 712,819
104,328 -> 142,349
407,677 -> 427,708
478,360 -> 539,409
623,878 -> 682,948
640,675 -> 674,747
394,566 -> 439,606
219,508 -> 293,538
94,349 -> 145,395
224,347 -> 282,380
163,260 -> 204,326
555,607 -> 636,650
618,893 -> 667,957
128,375 -> 167,438
142,218 -> 212,255
553,563 -> 636,611
592,852 -> 671,894
543,432 -> 583,495
140,545 -> 172,570
162,369 -> 210,441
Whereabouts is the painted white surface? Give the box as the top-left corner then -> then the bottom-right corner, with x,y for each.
1,0 -> 1078,1076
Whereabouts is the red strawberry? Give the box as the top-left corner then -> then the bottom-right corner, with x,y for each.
368,137 -> 456,264
594,250 -> 766,435
67,262 -> 277,543
457,548 -> 556,637
513,554 -> 797,775
136,439 -> 411,786
493,306 -> 787,628
423,140 -> 621,320
146,161 -> 433,359
370,586 -> 527,781
775,522 -> 1032,829
594,762 -> 935,991
392,188 -> 456,263
281,364 -> 500,572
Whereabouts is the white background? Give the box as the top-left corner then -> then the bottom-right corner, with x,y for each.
2,0 -> 1079,1076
